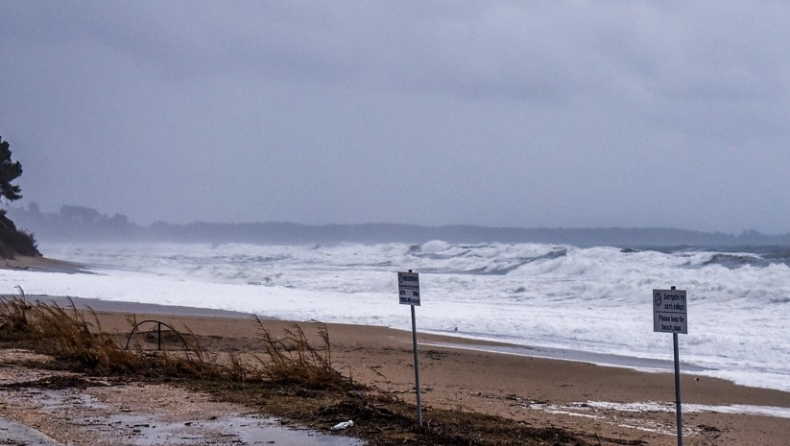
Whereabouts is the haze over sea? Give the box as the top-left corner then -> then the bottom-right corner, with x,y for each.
2,241 -> 789,393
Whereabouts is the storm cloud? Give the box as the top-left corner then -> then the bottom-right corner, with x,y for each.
2,1 -> 789,233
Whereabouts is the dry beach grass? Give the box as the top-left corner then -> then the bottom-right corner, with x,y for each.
1,257 -> 790,445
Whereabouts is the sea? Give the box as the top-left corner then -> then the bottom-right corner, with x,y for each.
2,241 -> 789,393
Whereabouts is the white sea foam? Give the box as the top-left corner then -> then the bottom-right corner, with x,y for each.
583,401 -> 790,419
2,241 -> 789,393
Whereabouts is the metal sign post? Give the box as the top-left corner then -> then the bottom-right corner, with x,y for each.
673,331 -> 682,446
398,270 -> 422,426
653,286 -> 687,446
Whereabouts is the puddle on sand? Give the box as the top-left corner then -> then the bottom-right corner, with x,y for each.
0,417 -> 62,445
107,414 -> 362,446
1,384 -> 363,446
0,412 -> 362,446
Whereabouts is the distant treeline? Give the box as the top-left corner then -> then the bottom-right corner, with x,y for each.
8,203 -> 790,248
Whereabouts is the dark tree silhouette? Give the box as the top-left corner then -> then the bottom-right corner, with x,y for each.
0,136 -> 38,258
0,136 -> 23,202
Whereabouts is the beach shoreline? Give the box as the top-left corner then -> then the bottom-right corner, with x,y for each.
1,255 -> 89,274
20,295 -> 790,445
4,256 -> 790,444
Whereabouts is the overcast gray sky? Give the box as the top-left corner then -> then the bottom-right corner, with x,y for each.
2,1 -> 790,233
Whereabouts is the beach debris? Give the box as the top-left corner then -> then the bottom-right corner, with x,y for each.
346,390 -> 366,399
330,420 -> 354,431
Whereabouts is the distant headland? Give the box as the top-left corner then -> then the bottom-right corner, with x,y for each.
7,204 -> 790,248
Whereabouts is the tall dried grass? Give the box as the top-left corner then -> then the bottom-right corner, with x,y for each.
254,316 -> 349,389
0,295 -> 147,373
0,293 -> 354,390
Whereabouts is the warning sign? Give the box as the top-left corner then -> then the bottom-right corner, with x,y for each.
398,271 -> 420,306
653,289 -> 687,334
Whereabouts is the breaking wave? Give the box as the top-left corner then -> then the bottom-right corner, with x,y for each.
2,240 -> 789,392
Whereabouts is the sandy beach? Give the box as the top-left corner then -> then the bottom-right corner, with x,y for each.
2,257 -> 790,445
1,297 -> 784,445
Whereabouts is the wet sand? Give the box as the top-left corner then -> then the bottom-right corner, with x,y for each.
2,255 -> 89,274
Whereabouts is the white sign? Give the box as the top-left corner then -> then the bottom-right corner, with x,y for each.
653,289 -> 687,334
398,271 -> 420,306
